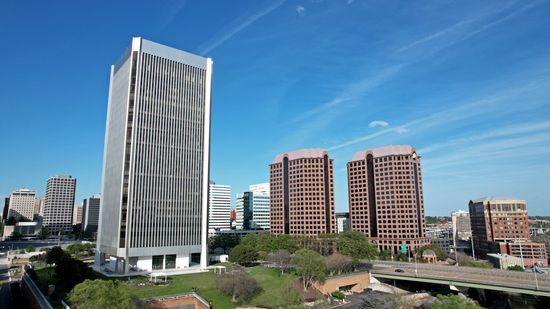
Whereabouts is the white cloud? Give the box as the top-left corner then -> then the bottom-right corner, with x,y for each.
394,127 -> 409,134
296,5 -> 306,15
368,120 -> 389,128
198,0 -> 286,54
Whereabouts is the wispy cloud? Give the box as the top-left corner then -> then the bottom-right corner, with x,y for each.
368,120 -> 389,128
296,5 -> 306,16
398,1 -> 544,54
394,127 -> 409,134
161,0 -> 187,28
291,64 -> 403,123
198,0 -> 286,54
419,120 -> 550,155
328,77 -> 550,151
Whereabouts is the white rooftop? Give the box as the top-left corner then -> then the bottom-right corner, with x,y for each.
470,197 -> 525,204
271,148 -> 328,164
351,145 -> 415,161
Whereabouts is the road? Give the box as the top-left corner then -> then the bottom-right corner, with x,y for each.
368,260 -> 550,292
0,240 -> 79,253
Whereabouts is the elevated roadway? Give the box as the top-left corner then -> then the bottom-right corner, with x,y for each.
368,260 -> 550,297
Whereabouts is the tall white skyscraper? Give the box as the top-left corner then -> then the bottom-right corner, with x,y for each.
236,183 -> 270,230
82,194 -> 101,233
8,188 -> 36,221
43,176 -> 77,233
97,37 -> 212,273
208,182 -> 231,234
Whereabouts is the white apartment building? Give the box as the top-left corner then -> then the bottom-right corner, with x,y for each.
208,182 -> 231,234
43,176 -> 76,233
96,37 -> 212,273
8,188 -> 36,221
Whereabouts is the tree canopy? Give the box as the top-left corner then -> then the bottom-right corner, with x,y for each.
432,294 -> 484,309
292,249 -> 327,291
68,279 -> 145,309
229,244 -> 259,266
337,231 -> 378,260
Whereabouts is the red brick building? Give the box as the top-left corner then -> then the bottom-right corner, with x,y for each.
469,197 -> 548,266
347,145 -> 428,253
270,148 -> 335,236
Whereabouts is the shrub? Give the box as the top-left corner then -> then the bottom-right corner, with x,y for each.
331,290 -> 345,300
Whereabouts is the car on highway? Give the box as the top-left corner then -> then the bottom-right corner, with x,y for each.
394,268 -> 405,273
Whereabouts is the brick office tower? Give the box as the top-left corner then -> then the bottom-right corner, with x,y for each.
348,145 -> 428,253
270,149 -> 335,236
469,197 -> 547,266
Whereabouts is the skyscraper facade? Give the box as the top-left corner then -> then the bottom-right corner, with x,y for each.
347,145 -> 428,253
235,183 -> 270,230
270,149 -> 335,236
208,182 -> 231,233
43,176 -> 76,233
82,195 -> 101,233
96,37 -> 212,273
8,188 -> 36,221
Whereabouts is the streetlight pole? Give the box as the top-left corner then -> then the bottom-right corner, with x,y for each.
471,235 -> 476,260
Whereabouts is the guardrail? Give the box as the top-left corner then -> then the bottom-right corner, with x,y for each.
20,273 -> 53,309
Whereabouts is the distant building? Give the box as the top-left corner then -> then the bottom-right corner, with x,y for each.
73,204 -> 83,226
236,183 -> 270,230
487,253 -> 523,269
469,197 -> 547,266
82,195 -> 100,233
230,208 -> 237,229
270,149 -> 336,236
8,188 -> 36,221
34,197 -> 44,216
348,145 -> 428,253
2,221 -> 41,240
208,182 -> 231,234
43,175 -> 76,233
336,212 -> 349,234
451,210 -> 471,241
2,197 -> 9,221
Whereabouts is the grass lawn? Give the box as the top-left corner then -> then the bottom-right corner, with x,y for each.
130,266 -> 296,308
34,265 -> 298,309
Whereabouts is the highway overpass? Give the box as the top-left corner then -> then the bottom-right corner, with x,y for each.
369,261 -> 550,297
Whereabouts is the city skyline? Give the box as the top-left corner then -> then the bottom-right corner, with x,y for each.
1,1 -> 550,215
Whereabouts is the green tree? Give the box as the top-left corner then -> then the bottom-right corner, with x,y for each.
55,255 -> 95,288
46,246 -> 68,265
267,249 -> 292,274
432,294 -> 484,309
281,281 -> 302,308
68,279 -> 145,309
25,245 -> 35,253
379,250 -> 392,260
10,231 -> 23,240
209,234 -> 239,254
38,227 -> 50,240
229,244 -> 259,266
507,265 -> 524,271
292,249 -> 327,291
337,231 -> 377,260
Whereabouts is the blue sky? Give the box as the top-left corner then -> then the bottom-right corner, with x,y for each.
1,0 -> 549,215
